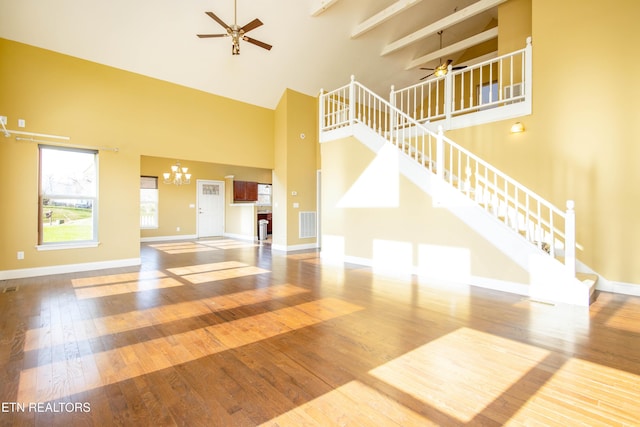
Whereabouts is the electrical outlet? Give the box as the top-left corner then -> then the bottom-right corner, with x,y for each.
17,251 -> 24,260
176,226 -> 181,232
18,119 -> 25,128
0,116 -> 7,125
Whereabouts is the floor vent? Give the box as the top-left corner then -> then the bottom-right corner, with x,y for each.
299,211 -> 317,239
2,285 -> 18,293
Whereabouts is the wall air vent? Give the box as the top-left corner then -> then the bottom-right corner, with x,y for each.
299,211 -> 317,239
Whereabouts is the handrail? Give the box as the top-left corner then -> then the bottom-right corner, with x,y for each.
319,73 -> 576,276
391,38 -> 532,128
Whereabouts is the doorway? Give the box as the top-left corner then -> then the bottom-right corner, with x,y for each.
196,180 -> 225,238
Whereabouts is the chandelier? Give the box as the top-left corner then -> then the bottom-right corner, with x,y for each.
163,161 -> 191,185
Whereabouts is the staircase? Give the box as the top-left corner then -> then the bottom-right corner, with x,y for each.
319,76 -> 596,306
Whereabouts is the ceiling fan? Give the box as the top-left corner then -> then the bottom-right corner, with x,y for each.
419,31 -> 466,80
197,0 -> 272,55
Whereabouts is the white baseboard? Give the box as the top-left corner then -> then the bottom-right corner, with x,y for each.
337,253 -> 531,298
575,259 -> 640,296
272,242 -> 319,252
140,234 -> 197,243
223,232 -> 256,242
597,280 -> 640,297
0,258 -> 142,280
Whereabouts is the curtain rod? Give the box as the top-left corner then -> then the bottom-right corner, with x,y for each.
14,137 -> 119,152
3,127 -> 70,140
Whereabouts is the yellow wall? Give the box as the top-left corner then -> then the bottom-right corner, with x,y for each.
321,136 -> 528,284
0,38 -> 274,272
447,0 -> 640,284
139,156 -> 271,239
497,0 -> 531,54
272,89 -> 318,248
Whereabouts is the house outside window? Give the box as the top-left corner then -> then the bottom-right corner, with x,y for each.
39,145 -> 98,245
140,176 -> 159,229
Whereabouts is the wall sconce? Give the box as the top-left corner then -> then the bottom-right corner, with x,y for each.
510,122 -> 525,133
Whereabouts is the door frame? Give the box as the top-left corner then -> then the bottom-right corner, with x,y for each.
196,179 -> 225,238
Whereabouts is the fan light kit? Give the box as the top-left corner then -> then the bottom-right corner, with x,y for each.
420,31 -> 467,80
197,0 -> 272,55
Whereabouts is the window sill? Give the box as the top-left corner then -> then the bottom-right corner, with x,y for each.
36,242 -> 100,251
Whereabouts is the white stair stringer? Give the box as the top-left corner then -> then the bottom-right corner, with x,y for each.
341,122 -> 594,306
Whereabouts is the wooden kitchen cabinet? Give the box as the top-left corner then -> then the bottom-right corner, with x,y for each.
233,180 -> 258,202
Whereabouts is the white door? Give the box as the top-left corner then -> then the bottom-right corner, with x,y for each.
197,180 -> 224,238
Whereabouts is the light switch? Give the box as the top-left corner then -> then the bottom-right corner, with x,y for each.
293,202 -> 299,208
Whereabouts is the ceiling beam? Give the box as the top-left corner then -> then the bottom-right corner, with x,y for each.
381,0 -> 507,56
351,0 -> 424,39
405,27 -> 499,70
310,0 -> 342,17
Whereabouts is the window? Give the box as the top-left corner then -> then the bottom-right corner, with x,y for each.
140,176 -> 159,229
39,146 -> 98,245
478,81 -> 499,110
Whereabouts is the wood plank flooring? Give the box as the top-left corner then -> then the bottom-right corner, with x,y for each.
1,238 -> 639,426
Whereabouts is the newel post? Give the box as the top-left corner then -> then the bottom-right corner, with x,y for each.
436,125 -> 445,181
318,88 -> 324,136
524,36 -> 533,108
389,85 -> 396,135
444,65 -> 453,128
565,200 -> 576,277
348,75 -> 356,126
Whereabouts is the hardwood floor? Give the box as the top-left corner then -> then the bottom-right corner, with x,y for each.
1,238 -> 639,426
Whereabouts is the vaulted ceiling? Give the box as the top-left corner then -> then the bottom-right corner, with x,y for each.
0,0 -> 501,109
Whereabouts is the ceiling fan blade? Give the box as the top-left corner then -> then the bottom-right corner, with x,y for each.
241,18 -> 263,33
420,68 -> 435,71
420,73 -> 434,81
452,66 -> 467,71
205,11 -> 231,30
243,36 -> 272,51
197,33 -> 228,38
432,59 -> 452,70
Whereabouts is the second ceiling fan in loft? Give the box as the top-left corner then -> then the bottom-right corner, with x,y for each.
197,0 -> 272,55
419,31 -> 467,80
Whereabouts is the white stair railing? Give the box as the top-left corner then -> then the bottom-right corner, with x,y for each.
319,75 -> 576,276
391,37 -> 532,129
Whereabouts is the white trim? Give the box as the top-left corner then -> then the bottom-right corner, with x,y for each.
272,242 -> 319,252
140,234 -> 197,243
468,275 -> 530,297
603,281 -> 640,297
0,258 -> 141,280
332,253 -> 532,298
223,232 -> 256,242
36,241 -> 100,251
576,259 -> 640,296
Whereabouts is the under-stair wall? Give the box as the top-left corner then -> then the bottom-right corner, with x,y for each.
319,79 -> 595,306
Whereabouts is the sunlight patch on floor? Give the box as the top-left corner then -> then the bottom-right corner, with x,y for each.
167,260 -> 249,276
182,266 -> 270,284
262,380 -> 434,426
510,357 -> 640,425
369,327 -> 550,423
149,239 -> 258,254
17,298 -> 364,403
24,283 -> 308,352
71,270 -> 168,288
73,277 -> 183,300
